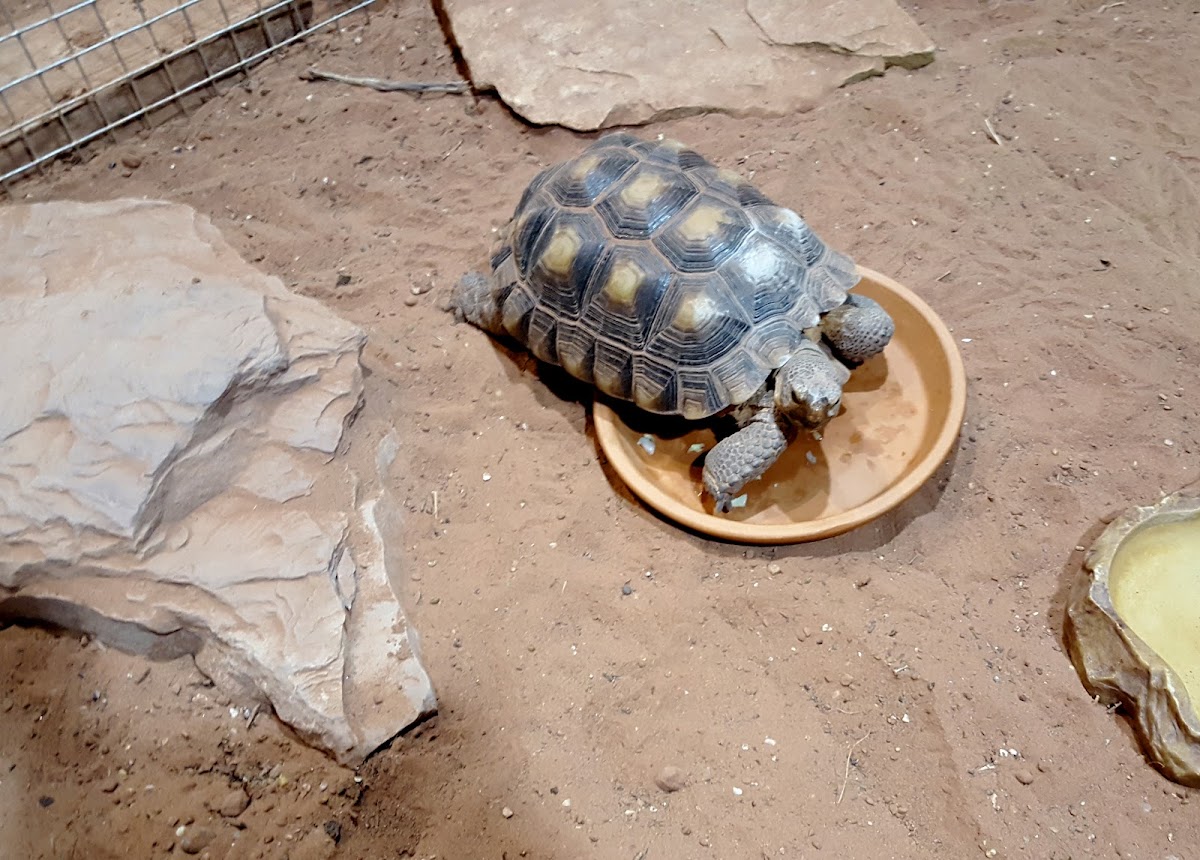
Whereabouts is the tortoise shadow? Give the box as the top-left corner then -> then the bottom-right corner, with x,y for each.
478,331 -> 594,420
469,320 -> 964,557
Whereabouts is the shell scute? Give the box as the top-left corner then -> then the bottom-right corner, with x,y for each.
492,136 -> 859,417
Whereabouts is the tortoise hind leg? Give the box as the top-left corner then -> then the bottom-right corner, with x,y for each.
449,271 -> 506,335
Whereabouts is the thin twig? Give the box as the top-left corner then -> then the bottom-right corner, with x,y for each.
301,67 -> 469,94
1097,1 -> 1125,12
431,490 -> 439,522
837,732 -> 871,804
936,271 -> 952,282
983,117 -> 1003,146
247,704 -> 260,729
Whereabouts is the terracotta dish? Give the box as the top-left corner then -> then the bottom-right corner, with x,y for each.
1066,492 -> 1200,787
593,266 -> 966,543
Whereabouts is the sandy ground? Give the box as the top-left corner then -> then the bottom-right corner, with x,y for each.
3,0 -> 1200,857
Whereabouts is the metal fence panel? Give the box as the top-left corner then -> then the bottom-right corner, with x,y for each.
0,0 -> 376,189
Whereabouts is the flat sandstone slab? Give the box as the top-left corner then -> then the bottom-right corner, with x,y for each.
443,0 -> 935,130
0,198 -> 435,765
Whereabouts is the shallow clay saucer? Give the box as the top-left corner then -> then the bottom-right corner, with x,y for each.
593,266 -> 967,544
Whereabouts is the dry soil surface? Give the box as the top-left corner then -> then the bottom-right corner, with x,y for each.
3,1 -> 1200,858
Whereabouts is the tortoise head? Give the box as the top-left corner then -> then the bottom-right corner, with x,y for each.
773,342 -> 850,431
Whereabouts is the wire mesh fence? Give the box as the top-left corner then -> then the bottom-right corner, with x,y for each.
0,0 -> 377,190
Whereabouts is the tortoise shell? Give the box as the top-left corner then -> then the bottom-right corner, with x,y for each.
486,132 -> 859,420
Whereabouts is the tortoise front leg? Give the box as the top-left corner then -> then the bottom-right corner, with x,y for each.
702,388 -> 795,513
820,293 -> 894,366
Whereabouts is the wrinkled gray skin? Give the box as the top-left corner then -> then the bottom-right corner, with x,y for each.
701,293 -> 892,511
450,275 -> 894,513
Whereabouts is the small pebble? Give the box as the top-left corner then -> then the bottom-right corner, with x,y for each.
1015,770 -> 1035,786
654,766 -> 687,793
217,787 -> 250,818
767,562 -> 782,575
179,826 -> 216,855
403,295 -> 418,307
840,673 -> 854,687
501,806 -> 514,818
289,826 -> 338,860
621,584 -> 633,596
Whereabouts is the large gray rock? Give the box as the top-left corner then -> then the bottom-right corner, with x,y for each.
0,198 -> 435,765
443,0 -> 935,131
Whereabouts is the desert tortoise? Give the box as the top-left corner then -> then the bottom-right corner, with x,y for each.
449,132 -> 894,512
